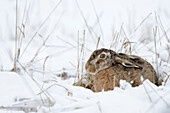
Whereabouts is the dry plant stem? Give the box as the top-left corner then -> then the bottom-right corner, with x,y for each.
77,31 -> 80,80
91,0 -> 104,42
17,61 -> 55,105
89,26 -> 104,46
42,56 -> 49,88
109,32 -> 117,49
146,81 -> 170,108
164,75 -> 170,86
74,31 -> 80,82
37,83 -> 69,95
164,54 -> 170,86
14,0 -> 18,72
43,56 -> 49,76
29,47 -> 73,67
25,36 -> 50,69
17,0 -> 28,52
96,37 -> 100,49
121,26 -> 129,41
121,26 -> 133,54
153,27 -> 159,75
145,90 -> 170,113
56,33 -> 92,52
75,0 -> 96,43
134,12 -> 152,32
113,24 -> 123,52
89,26 -> 98,38
160,54 -> 170,85
154,12 -> 161,43
143,83 -> 152,103
41,56 -> 49,94
158,16 -> 170,42
114,33 -> 119,51
96,96 -> 103,113
19,1 -> 31,51
31,68 -> 75,75
0,106 -> 37,113
115,24 -> 124,52
28,46 -> 75,69
19,0 -> 63,59
132,39 -> 145,54
128,12 -> 153,51
45,45 -> 70,48
160,27 -> 170,40
81,30 -> 85,79
56,35 -> 92,52
69,61 -> 76,68
135,12 -> 166,55
26,12 -> 63,69
56,35 -> 76,48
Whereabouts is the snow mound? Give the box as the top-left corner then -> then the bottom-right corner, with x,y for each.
0,72 -> 170,113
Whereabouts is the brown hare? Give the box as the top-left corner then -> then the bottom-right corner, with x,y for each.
85,48 -> 158,92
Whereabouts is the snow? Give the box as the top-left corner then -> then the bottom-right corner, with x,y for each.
0,72 -> 170,113
1,72 -> 170,113
0,0 -> 170,113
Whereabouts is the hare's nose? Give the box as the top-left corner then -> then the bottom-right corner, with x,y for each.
89,65 -> 96,73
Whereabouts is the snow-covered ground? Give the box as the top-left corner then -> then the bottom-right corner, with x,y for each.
0,0 -> 170,113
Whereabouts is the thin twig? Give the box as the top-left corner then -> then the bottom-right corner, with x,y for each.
14,0 -> 18,72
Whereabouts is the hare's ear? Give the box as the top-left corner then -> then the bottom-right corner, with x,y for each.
115,56 -> 142,69
122,62 -> 138,68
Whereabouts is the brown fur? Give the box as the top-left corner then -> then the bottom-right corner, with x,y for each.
85,48 -> 158,92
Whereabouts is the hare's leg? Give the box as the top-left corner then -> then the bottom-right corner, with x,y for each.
93,69 -> 107,92
131,80 -> 142,87
131,74 -> 143,87
104,68 -> 120,91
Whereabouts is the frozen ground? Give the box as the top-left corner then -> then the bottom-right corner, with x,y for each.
0,0 -> 170,113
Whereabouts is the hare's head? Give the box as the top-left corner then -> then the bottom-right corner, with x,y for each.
85,48 -> 116,75
85,48 -> 142,75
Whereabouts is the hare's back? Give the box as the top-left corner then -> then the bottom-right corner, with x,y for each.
119,54 -> 158,85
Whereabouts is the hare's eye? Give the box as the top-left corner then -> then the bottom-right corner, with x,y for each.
100,54 -> 105,58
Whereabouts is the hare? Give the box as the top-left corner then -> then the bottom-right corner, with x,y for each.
85,48 -> 158,92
